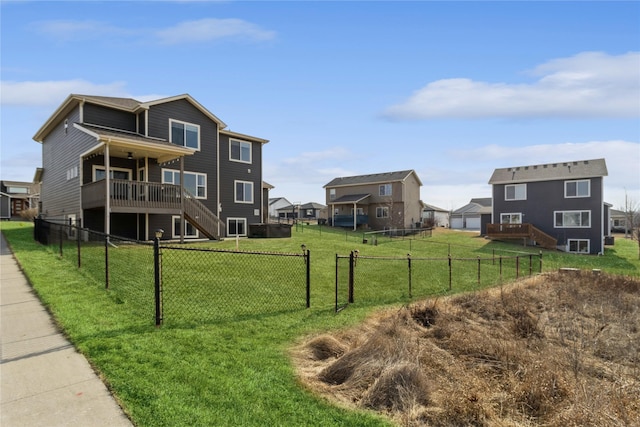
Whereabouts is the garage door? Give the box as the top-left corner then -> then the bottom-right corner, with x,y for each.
466,217 -> 481,229
450,218 -> 463,229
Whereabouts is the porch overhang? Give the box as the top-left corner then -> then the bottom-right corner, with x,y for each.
75,124 -> 195,163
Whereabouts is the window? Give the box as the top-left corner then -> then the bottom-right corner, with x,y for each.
8,186 -> 29,194
230,139 -> 251,163
306,209 -> 314,216
66,166 -> 78,181
555,210 -> 591,228
379,184 -> 392,196
93,166 -> 131,181
351,207 -> 364,215
565,180 -> 590,198
162,169 -> 206,198
170,120 -> 199,150
227,218 -> 247,236
376,206 -> 389,218
568,239 -> 589,254
235,180 -> 253,203
505,184 -> 526,201
500,213 -> 522,224
329,189 -> 336,201
172,216 -> 199,238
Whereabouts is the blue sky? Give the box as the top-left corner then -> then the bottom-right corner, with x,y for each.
1,1 -> 639,211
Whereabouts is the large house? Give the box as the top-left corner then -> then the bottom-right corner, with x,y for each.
0,173 -> 41,220
33,94 -> 268,241
324,170 -> 423,230
487,158 -> 608,254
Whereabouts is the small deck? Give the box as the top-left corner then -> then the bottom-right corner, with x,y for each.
486,223 -> 557,250
82,180 -> 182,214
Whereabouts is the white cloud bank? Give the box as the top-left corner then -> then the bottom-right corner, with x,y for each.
31,18 -> 275,45
384,52 -> 640,119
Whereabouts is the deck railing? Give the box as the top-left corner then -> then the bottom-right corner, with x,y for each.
82,179 -> 182,211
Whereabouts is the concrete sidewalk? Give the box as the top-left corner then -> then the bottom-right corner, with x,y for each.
0,232 -> 133,427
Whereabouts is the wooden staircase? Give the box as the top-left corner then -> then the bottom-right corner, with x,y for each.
182,189 -> 225,240
486,223 -> 557,250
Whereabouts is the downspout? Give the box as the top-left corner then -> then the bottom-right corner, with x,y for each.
600,180 -> 604,255
180,156 -> 185,244
104,140 -> 111,237
217,127 -> 221,237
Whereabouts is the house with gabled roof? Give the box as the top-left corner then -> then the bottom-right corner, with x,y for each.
33,94 -> 268,241
450,198 -> 492,232
323,170 -> 422,230
1,171 -> 42,220
421,202 -> 450,228
487,158 -> 608,254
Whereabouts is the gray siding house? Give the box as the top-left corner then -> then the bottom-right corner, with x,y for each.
487,158 -> 608,254
1,176 -> 41,220
324,170 -> 423,231
33,94 -> 268,240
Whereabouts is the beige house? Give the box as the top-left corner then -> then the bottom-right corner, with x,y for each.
323,170 -> 423,231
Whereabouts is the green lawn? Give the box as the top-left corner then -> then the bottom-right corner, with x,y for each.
2,221 -> 638,426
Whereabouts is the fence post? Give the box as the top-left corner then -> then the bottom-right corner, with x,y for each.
448,254 -> 452,291
499,256 -> 503,281
516,256 -> 520,279
348,251 -> 354,303
477,256 -> 481,285
104,234 -> 109,289
529,254 -> 533,276
407,253 -> 412,298
154,234 -> 162,326
59,225 -> 63,257
305,249 -> 311,308
77,220 -> 81,268
335,254 -> 339,312
539,251 -> 543,273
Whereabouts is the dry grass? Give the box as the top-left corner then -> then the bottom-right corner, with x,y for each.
291,270 -> 640,426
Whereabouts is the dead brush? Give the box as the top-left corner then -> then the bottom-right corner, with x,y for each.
306,334 -> 346,361
360,361 -> 431,411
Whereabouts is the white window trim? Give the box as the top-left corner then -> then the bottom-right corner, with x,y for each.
169,119 -> 200,151
554,210 -> 591,228
505,183 -> 526,201
229,139 -> 252,164
376,206 -> 389,218
329,189 -> 336,201
568,239 -> 590,254
92,165 -> 132,182
564,179 -> 591,198
500,212 -> 522,224
379,183 -> 392,196
227,217 -> 247,237
234,180 -> 254,204
161,169 -> 207,199
172,216 -> 199,239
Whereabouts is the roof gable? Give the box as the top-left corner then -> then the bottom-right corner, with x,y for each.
489,158 -> 608,185
324,170 -> 421,188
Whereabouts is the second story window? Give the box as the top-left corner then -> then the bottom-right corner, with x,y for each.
329,189 -> 336,200
235,180 -> 254,203
505,184 -> 526,201
379,184 -> 392,196
230,140 -> 252,163
170,120 -> 199,150
565,179 -> 590,198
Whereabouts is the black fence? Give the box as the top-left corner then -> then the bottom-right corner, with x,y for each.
33,218 -> 311,326
335,250 -> 542,312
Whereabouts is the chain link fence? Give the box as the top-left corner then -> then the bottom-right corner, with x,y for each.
33,218 -> 310,326
336,250 -> 542,310
159,246 -> 310,325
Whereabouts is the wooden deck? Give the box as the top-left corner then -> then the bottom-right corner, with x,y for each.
486,223 -> 557,250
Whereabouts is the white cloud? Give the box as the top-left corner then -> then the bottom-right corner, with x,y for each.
384,51 -> 640,120
31,20 -> 134,41
0,80 -> 167,107
0,80 -> 129,106
155,18 -> 276,44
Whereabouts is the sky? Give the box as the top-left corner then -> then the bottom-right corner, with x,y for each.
1,1 -> 639,212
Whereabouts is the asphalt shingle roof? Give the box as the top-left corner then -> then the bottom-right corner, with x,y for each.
324,170 -> 419,188
488,158 -> 607,184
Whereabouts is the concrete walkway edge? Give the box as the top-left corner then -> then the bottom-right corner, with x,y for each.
1,231 -> 133,427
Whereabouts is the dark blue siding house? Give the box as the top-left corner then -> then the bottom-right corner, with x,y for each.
487,158 -> 608,254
